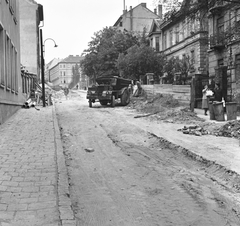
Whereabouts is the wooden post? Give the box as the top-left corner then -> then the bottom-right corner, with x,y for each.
190,77 -> 195,112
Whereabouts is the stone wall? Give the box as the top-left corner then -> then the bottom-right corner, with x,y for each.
142,84 -> 190,105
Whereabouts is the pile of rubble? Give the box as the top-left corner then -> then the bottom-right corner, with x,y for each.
213,120 -> 240,138
178,120 -> 240,139
130,93 -> 204,124
177,125 -> 210,136
161,107 -> 205,123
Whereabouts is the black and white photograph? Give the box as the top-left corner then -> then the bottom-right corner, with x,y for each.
0,0 -> 240,225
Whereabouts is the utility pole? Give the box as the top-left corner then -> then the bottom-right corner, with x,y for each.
40,29 -> 46,107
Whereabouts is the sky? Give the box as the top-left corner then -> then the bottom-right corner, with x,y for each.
36,0 -> 161,64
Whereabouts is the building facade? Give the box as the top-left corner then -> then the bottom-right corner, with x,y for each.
149,2 -> 209,107
50,55 -> 84,88
114,3 -> 161,34
19,0 -> 42,78
208,0 -> 240,103
0,0 -> 24,124
45,58 -> 61,82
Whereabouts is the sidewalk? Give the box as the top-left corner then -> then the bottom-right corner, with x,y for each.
0,106 -> 75,226
134,107 -> 240,176
194,107 -> 240,122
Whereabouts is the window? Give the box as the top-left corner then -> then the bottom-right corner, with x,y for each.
150,38 -> 153,47
175,26 -> 179,43
217,17 -> 224,34
155,37 -> 159,52
5,35 -> 10,90
191,50 -> 195,64
236,7 -> 240,22
14,49 -> 18,92
169,30 -> 173,47
163,33 -> 167,50
182,20 -> 186,40
0,27 -> 4,87
10,43 -> 14,91
218,58 -> 224,66
119,22 -> 123,27
235,53 -> 240,65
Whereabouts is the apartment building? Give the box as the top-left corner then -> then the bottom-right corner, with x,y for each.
114,3 -> 161,34
149,2 -> 209,107
19,0 -> 43,78
45,58 -> 61,82
0,0 -> 24,124
208,0 -> 240,102
50,55 -> 84,88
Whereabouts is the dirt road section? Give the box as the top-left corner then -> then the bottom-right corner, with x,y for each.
55,91 -> 240,226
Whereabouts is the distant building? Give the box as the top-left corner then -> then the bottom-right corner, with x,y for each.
0,0 -> 24,124
113,3 -> 161,34
45,58 -> 62,82
50,55 -> 84,88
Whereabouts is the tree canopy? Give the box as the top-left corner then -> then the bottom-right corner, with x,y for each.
68,63 -> 81,89
80,27 -> 138,83
117,44 -> 165,83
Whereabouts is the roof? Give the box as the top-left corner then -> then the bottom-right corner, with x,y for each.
60,55 -> 84,63
113,3 -> 159,26
148,18 -> 163,36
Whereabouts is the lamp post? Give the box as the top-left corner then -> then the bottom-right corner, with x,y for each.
40,29 -> 58,107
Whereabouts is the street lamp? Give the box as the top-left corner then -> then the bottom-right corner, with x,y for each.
40,29 -> 58,107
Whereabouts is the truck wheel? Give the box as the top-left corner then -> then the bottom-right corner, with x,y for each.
100,100 -> 108,106
89,99 -> 92,108
111,96 -> 115,107
121,89 -> 130,106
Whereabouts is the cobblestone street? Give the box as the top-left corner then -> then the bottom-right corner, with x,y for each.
0,106 -> 75,226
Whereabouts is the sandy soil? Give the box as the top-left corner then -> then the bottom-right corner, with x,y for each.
55,90 -> 240,226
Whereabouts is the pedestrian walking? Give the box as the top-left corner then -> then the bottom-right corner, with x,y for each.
64,87 -> 69,100
202,84 -> 209,115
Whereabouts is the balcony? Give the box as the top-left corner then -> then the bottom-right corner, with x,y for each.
209,1 -> 225,15
210,33 -> 226,50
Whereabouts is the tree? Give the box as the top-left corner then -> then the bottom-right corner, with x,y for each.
68,63 -> 81,89
117,44 -> 165,82
174,56 -> 192,84
163,57 -> 177,84
80,27 -> 138,83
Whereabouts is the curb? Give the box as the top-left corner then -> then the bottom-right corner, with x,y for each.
52,104 -> 77,226
150,132 -> 240,192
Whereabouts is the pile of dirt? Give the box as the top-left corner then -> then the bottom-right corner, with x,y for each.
178,120 -> 240,139
212,120 -> 240,138
130,93 -> 204,124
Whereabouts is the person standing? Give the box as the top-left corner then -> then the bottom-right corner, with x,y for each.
213,83 -> 222,102
202,84 -> 209,115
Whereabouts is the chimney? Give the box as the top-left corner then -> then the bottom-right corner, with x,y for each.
141,3 -> 147,8
123,0 -> 127,14
154,8 -> 157,14
158,4 -> 163,19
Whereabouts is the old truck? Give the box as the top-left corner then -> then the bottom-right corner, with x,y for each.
86,76 -> 132,108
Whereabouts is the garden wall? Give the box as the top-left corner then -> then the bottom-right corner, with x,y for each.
142,84 -> 190,105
